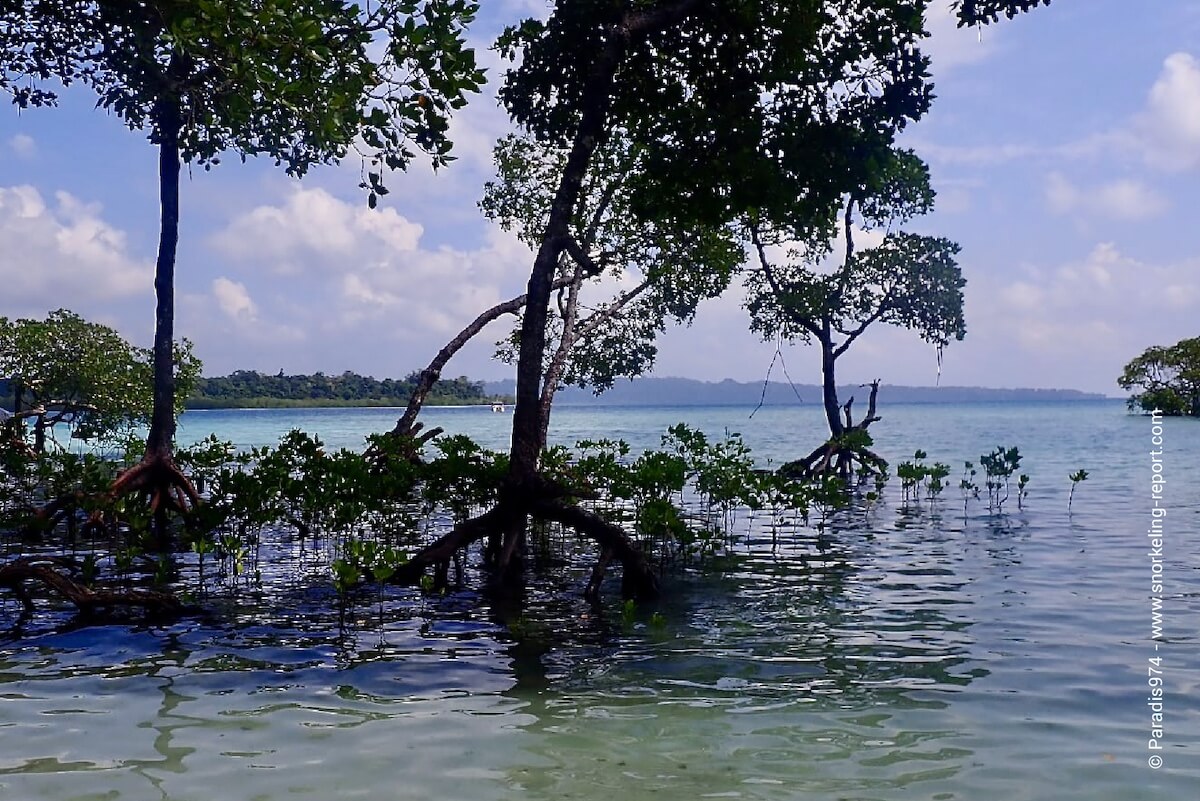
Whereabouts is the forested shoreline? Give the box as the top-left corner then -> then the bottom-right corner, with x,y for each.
185,370 -> 509,410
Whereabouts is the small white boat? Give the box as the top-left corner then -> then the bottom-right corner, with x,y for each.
491,403 -> 505,413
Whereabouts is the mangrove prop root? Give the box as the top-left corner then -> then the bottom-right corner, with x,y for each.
529,499 -> 658,600
586,547 -> 615,600
0,558 -> 186,616
391,505 -> 512,586
23,490 -> 89,539
110,450 -> 202,514
384,493 -> 659,600
781,441 -> 887,480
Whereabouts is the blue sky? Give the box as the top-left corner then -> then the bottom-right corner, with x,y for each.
1,1 -> 1197,396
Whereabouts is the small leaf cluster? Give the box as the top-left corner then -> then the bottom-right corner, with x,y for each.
895,450 -> 951,504
979,445 -> 1023,512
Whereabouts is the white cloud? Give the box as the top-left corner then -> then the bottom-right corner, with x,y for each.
7,134 -> 35,158
915,52 -> 1200,176
1137,52 -> 1200,171
1000,281 -> 1044,312
0,185 -> 151,315
909,140 -> 1040,167
211,186 -> 423,269
966,242 -> 1198,390
922,4 -> 997,74
212,277 -> 257,320
205,186 -> 536,363
1044,172 -> 1168,220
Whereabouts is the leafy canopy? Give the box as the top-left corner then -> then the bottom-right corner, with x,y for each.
482,133 -> 742,391
745,147 -> 965,354
0,309 -> 200,447
1,0 -> 485,186
499,0 -> 935,237
1119,336 -> 1200,416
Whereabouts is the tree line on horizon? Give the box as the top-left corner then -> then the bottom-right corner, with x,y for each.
187,370 -> 505,409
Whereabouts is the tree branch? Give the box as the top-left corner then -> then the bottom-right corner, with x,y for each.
622,0 -> 705,35
563,234 -> 607,278
389,274 -> 574,437
575,278 -> 653,337
749,220 -> 822,340
832,286 -> 896,359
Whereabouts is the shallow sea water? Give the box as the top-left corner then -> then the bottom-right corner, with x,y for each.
1,400 -> 1197,800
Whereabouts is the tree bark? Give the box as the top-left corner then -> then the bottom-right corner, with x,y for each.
0,558 -> 188,617
509,34 -> 627,485
109,90 -> 202,527
820,334 -> 844,438
146,95 -> 182,459
537,260 -> 583,451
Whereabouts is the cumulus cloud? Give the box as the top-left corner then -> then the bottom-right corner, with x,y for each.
7,134 -> 35,158
196,185 -> 536,375
1136,52 -> 1200,171
212,277 -> 257,320
1044,172 -> 1168,220
0,185 -> 151,315
914,51 -> 1200,177
211,186 -> 423,271
960,242 -> 1199,391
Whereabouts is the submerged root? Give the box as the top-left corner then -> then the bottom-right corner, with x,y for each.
0,557 -> 189,619
378,489 -> 659,600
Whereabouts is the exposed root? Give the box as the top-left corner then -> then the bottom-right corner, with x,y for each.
374,489 -> 658,600
780,441 -> 888,480
110,450 -> 201,515
780,380 -> 888,481
0,557 -> 190,618
586,546 -> 615,600
23,490 -> 89,540
388,505 -> 513,586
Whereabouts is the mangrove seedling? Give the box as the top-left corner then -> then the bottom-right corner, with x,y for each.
960,461 -> 979,510
1068,469 -> 1089,513
980,446 -> 1022,512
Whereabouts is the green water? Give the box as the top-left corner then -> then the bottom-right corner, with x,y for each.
2,402 -> 1197,799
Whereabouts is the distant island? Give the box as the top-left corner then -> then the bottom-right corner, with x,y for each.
483,377 -> 1107,406
186,370 -> 510,410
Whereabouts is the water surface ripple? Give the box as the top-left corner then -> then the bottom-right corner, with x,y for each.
1,401 -> 1197,800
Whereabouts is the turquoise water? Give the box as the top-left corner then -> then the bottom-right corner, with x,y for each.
2,401 -> 1198,799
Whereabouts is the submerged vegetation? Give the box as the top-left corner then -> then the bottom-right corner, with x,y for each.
1,411 -> 1059,635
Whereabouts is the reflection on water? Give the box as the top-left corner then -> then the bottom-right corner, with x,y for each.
503,537 -> 978,801
2,402 -> 1199,800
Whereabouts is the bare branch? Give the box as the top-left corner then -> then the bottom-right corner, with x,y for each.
390,274 -> 575,436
